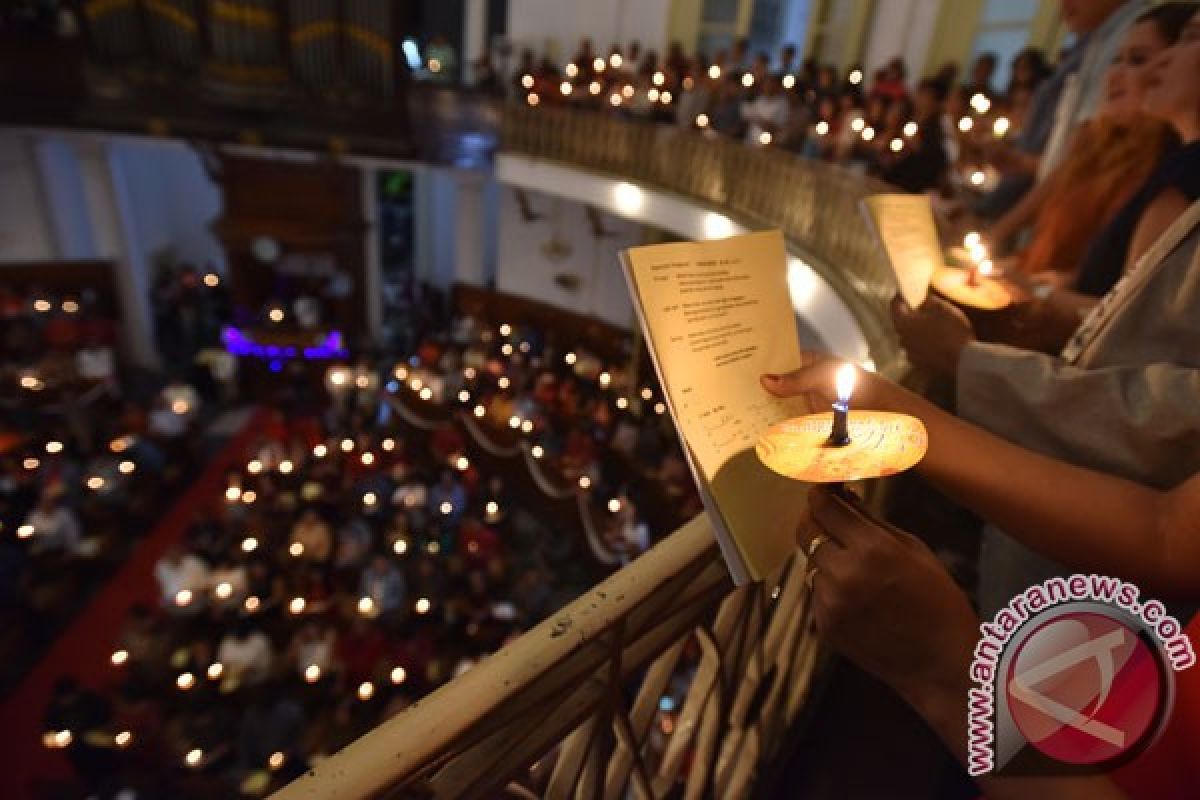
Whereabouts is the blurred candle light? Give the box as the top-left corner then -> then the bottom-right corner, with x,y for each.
304,664 -> 321,683
361,452 -> 375,466
849,69 -> 863,85
382,438 -> 396,451
363,492 -> 378,506
708,65 -> 721,79
312,443 -> 328,458
241,537 -> 258,553
654,402 -> 667,415
890,137 -> 903,153
531,445 -> 544,459
186,748 -> 203,767
565,63 -> 578,78
357,681 -> 374,701
247,459 -> 263,474
269,752 -> 285,770
527,92 -> 540,106
958,116 -> 974,132
970,92 -> 991,114
578,475 -> 592,490
861,126 -> 876,141
203,272 -> 219,288
278,460 -> 293,474
741,73 -> 754,88
111,649 -> 129,666
393,538 -> 408,555
17,524 -> 35,538
115,730 -> 133,748
207,662 -> 224,680
289,596 -> 306,614
225,486 -> 241,502
559,81 -> 573,96
652,71 -> 665,86
608,498 -> 622,513
391,666 -> 407,684
474,404 -> 486,418
903,121 -> 918,137
358,596 -> 375,616
610,53 -> 622,69
176,672 -> 195,690
244,595 -> 260,612
970,169 -> 986,186
45,440 -> 63,454
782,73 -> 795,89
993,116 -> 1010,137
815,120 -> 830,136
215,582 -> 233,599
175,589 -> 193,607
521,74 -> 533,89
23,457 -> 39,471
486,500 -> 500,515
696,113 -> 709,128
341,438 -> 354,452
851,117 -> 865,133
648,88 -> 660,102
415,597 -> 432,615
758,131 -> 772,145
498,376 -> 511,389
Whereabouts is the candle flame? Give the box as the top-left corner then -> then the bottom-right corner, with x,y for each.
835,364 -> 857,403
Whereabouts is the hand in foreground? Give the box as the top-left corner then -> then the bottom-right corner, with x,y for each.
759,351 -> 908,413
801,485 -> 979,709
890,293 -> 976,379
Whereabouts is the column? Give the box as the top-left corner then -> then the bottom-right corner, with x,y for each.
462,0 -> 488,86
454,171 -> 489,288
77,140 -> 159,368
33,137 -> 97,260
360,165 -> 384,342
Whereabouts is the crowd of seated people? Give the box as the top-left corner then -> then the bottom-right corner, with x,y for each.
33,301 -> 698,797
0,280 -> 220,692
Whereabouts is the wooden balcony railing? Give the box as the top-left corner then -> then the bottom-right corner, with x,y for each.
274,109 -> 904,800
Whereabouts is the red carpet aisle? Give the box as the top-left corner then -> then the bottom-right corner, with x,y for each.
0,408 -> 267,799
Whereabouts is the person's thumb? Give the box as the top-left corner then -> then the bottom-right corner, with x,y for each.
760,366 -> 826,398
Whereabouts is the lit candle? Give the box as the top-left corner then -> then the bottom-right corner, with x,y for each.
827,364 -> 857,447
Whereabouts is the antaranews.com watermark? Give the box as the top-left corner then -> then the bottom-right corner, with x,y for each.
967,574 -> 1196,776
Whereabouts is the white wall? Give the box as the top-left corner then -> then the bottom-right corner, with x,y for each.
110,139 -> 227,272
861,0 -> 941,81
507,0 -> 672,63
0,133 -> 55,261
496,186 -> 640,327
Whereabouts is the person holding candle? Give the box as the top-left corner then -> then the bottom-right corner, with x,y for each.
763,360 -> 1200,797
982,4 -> 1192,289
887,5 -> 1200,589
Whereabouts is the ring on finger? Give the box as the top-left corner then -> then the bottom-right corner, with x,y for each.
807,534 -> 828,559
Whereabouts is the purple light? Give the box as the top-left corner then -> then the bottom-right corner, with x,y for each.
222,327 -> 349,362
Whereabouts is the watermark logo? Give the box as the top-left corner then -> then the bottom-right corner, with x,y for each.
967,575 -> 1195,776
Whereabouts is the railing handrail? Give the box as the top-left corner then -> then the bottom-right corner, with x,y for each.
272,514 -> 728,799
